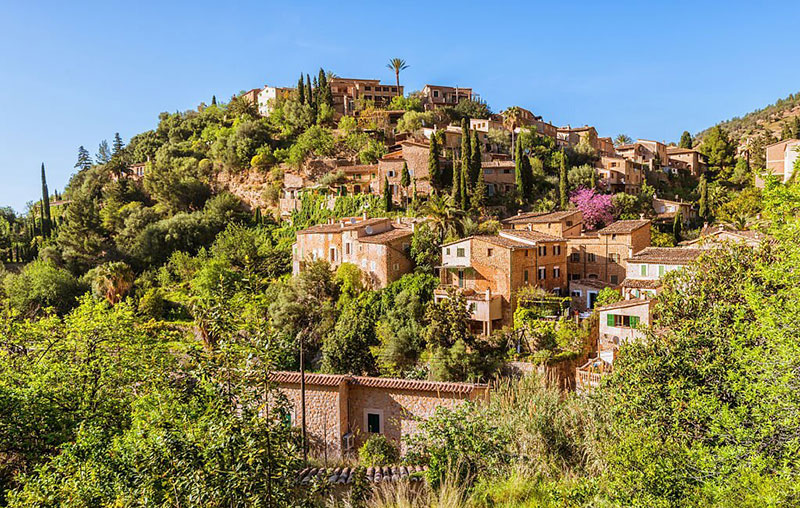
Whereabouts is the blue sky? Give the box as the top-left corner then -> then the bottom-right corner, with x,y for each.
2,1 -> 799,212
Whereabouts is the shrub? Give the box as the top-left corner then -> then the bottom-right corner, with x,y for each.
138,288 -> 165,319
359,434 -> 399,467
3,260 -> 83,315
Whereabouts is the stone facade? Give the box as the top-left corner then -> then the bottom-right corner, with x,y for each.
597,298 -> 654,363
272,372 -> 487,458
501,210 -> 583,238
566,220 -> 651,286
421,84 -> 475,110
569,278 -> 617,313
377,141 -> 435,200
293,217 -> 413,289
330,78 -> 402,116
666,147 -> 707,177
758,138 -> 800,187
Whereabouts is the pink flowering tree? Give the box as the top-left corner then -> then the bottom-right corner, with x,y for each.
570,187 -> 614,230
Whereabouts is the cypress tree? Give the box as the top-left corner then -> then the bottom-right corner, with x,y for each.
698,175 -> 709,221
318,68 -> 332,107
383,176 -> 393,211
460,118 -> 471,195
297,74 -> 305,104
211,95 -> 217,106
473,162 -> 487,209
679,131 -> 693,149
401,162 -> 411,207
305,74 -> 313,107
40,163 -> 51,238
521,151 -> 532,199
470,130 -> 481,186
559,150 -> 568,210
460,162 -> 469,210
253,207 -> 262,225
590,167 -> 597,189
411,177 -> 418,206
451,157 -> 462,204
673,212 -> 683,244
515,141 -> 525,199
428,134 -> 441,189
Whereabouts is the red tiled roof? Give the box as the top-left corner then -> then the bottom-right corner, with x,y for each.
621,278 -> 662,289
627,247 -> 703,264
270,371 -> 485,395
500,230 -> 564,243
597,220 -> 650,235
570,278 -> 616,290
297,217 -> 388,235
597,298 -> 654,312
472,235 -> 535,249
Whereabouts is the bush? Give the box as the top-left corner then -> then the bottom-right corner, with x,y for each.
138,288 -> 165,319
359,434 -> 399,467
3,260 -> 83,315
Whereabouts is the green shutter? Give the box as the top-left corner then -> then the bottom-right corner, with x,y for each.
607,314 -> 615,327
658,265 -> 665,276
631,316 -> 640,328
640,264 -> 647,276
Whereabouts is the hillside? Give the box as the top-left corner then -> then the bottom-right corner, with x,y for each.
696,89 -> 800,145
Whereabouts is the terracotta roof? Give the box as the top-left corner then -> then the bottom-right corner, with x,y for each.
381,150 -> 404,160
357,226 -> 413,244
472,235 -> 534,249
597,298 -> 654,312
399,140 -> 431,149
596,220 -> 650,234
502,210 -> 581,224
500,230 -> 564,243
666,147 -> 700,155
616,144 -> 635,150
297,217 -> 388,235
297,466 -> 428,486
621,278 -> 662,289
270,371 -> 486,395
627,247 -> 703,264
339,164 -> 378,173
570,278 -> 615,290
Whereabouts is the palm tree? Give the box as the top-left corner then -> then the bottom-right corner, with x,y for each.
502,107 -> 523,156
421,194 -> 462,242
614,134 -> 633,146
386,58 -> 409,95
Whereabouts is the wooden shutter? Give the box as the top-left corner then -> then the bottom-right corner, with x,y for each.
607,314 -> 615,327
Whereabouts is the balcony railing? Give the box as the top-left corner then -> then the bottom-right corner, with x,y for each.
575,369 -> 604,391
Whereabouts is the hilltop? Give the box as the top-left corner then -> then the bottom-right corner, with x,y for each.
696,90 -> 800,145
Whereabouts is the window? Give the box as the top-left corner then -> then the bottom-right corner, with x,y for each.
370,261 -> 376,271
487,248 -> 494,257
553,245 -> 561,256
658,265 -> 665,277
469,302 -> 477,313
570,273 -> 581,281
607,314 -> 641,328
610,275 -> 619,284
457,248 -> 465,257
365,410 -> 383,434
446,248 -> 451,255
393,263 -> 399,271
345,243 -> 351,255
433,90 -> 439,98
570,252 -> 580,263
458,269 -> 465,288
571,290 -> 581,299
524,270 -> 529,284
329,248 -> 336,262
388,170 -> 396,177
587,253 -> 596,263
553,267 -> 560,278
538,267 -> 546,280
566,220 -> 573,227
365,86 -> 372,91
503,169 -> 511,174
538,246 -> 547,256
640,264 -> 648,276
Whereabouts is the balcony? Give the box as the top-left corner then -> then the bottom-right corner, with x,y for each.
575,358 -> 612,392
434,285 -> 503,323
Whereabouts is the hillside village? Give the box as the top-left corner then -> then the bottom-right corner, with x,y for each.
1,63 -> 800,506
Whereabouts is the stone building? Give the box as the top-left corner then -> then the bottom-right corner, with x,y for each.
596,298 -> 655,363
257,85 -> 294,116
420,84 -> 476,110
569,278 -> 617,314
501,210 -> 584,238
599,156 -> 642,194
377,140 -> 436,200
271,372 -> 487,458
566,219 -> 651,286
682,225 -> 766,249
666,146 -> 707,177
621,247 -> 702,299
293,217 -> 413,288
330,78 -> 402,116
756,138 -> 800,187
436,230 -> 568,333
652,197 -> 696,223
481,161 -> 516,196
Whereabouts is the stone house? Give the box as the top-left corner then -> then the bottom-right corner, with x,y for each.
481,161 -> 516,196
270,372 -> 487,459
420,84 -> 476,110
756,138 -> 800,187
569,278 -> 617,314
621,247 -> 702,299
566,219 -> 651,286
652,197 -> 696,223
257,85 -> 294,116
292,217 -> 413,289
599,156 -> 642,194
682,225 -> 766,249
436,230 -> 568,333
596,298 -> 655,363
666,146 -> 707,177
330,78 -> 402,116
377,140 -> 435,200
501,210 -> 583,238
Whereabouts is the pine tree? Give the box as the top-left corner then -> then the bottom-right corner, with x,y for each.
679,131 -> 693,149
428,134 -> 442,189
673,212 -> 683,244
383,176 -> 393,212
40,163 -> 51,238
112,133 -> 125,156
211,95 -> 217,106
460,118 -> 471,195
515,141 -> 525,199
590,167 -> 597,189
470,130 -> 481,186
792,116 -> 800,138
698,175 -> 709,222
559,150 -> 568,210
75,146 -> 92,170
96,140 -> 111,164
297,74 -> 306,104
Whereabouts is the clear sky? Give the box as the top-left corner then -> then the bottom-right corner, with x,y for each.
2,0 -> 799,212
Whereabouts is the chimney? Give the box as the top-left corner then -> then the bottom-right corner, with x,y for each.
362,211 -> 368,220
527,223 -> 532,231
639,213 -> 645,220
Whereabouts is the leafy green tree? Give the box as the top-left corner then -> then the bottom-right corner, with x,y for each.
85,261 -> 135,305
305,73 -> 313,108
57,195 -> 108,271
473,163 -> 487,210
700,126 -> 736,178
698,174 -> 710,222
112,133 -> 124,155
731,157 -> 752,186
3,260 -> 83,315
322,292 -> 380,375
297,73 -> 305,104
614,134 -> 633,146
96,140 -> 111,164
460,160 -> 469,210
451,158 -> 463,205
401,162 -> 411,206
461,118 -> 472,192
515,141 -> 525,199
679,130 -> 693,148
359,434 -> 399,466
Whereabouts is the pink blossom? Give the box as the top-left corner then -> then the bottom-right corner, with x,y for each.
570,187 -> 614,230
